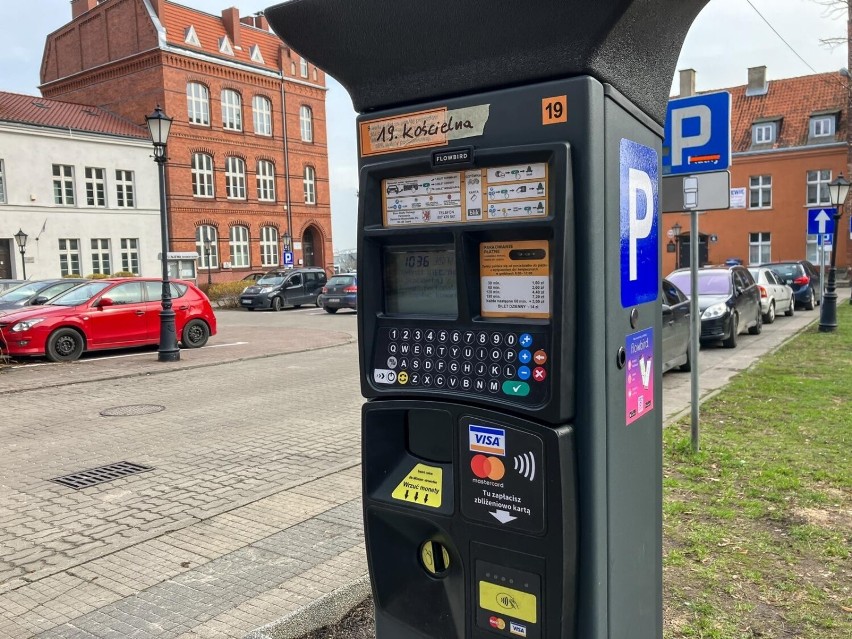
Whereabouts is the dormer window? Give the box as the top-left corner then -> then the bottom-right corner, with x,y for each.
219,36 -> 234,56
250,44 -> 264,64
752,122 -> 775,145
810,115 -> 834,138
184,26 -> 200,47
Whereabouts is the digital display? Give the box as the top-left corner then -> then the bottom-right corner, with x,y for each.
384,246 -> 457,316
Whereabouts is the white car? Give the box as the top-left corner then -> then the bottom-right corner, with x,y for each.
748,267 -> 794,323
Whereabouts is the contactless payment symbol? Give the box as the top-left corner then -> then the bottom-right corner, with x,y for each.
469,424 -> 505,456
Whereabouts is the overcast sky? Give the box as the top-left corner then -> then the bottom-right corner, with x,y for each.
0,0 -> 847,251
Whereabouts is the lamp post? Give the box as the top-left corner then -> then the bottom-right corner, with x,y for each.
818,173 -> 850,333
13,229 -> 28,280
203,232 -> 213,288
146,105 -> 180,362
671,221 -> 682,268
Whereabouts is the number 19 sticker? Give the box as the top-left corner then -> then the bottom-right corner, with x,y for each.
542,96 -> 567,125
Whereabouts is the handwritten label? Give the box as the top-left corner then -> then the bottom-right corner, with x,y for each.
361,105 -> 490,156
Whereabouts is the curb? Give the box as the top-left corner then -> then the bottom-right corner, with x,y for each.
246,573 -> 372,639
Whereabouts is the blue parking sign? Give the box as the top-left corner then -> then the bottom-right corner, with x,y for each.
283,250 -> 294,266
620,139 -> 659,308
664,91 -> 731,175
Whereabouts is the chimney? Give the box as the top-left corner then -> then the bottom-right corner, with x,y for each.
746,66 -> 768,96
222,7 -> 242,49
151,0 -> 166,19
71,0 -> 98,19
255,13 -> 269,31
678,69 -> 696,98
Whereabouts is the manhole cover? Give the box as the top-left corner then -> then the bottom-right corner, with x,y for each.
51,461 -> 154,490
100,404 -> 165,417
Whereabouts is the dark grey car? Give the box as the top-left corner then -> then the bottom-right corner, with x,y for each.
0,279 -> 86,313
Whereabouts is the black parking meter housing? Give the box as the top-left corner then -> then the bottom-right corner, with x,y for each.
266,1 -> 710,637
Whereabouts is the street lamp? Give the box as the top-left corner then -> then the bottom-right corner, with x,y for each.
203,231 -> 213,288
671,221 -> 682,266
145,104 -> 180,362
13,228 -> 28,280
282,231 -> 291,267
818,173 -> 850,332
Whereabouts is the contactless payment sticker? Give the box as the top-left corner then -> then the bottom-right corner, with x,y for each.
626,328 -> 654,425
480,241 -> 550,319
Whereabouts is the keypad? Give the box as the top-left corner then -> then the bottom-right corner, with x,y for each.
373,326 -> 550,404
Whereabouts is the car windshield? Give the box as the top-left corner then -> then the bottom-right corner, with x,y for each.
257,275 -> 285,286
329,276 -> 355,286
765,264 -> 801,279
667,271 -> 732,296
0,282 -> 42,302
48,281 -> 111,306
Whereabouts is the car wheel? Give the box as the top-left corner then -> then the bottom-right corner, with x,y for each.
678,343 -> 691,372
749,307 -> 762,335
723,313 -> 738,348
805,287 -> 815,311
764,301 -> 775,324
785,297 -> 795,317
46,328 -> 85,362
181,319 -> 210,348
316,295 -> 322,308
272,296 -> 283,312
325,307 -> 338,314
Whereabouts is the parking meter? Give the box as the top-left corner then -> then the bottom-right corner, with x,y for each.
266,1 -> 709,637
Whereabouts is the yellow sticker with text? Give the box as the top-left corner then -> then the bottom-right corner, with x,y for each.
391,464 -> 442,508
479,581 -> 538,624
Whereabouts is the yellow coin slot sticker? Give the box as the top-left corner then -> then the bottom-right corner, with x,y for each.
420,540 -> 451,575
391,463 -> 443,508
479,581 -> 538,624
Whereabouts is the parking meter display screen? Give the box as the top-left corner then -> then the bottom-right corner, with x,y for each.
384,247 -> 457,316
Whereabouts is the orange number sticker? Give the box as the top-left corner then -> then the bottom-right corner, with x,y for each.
542,96 -> 567,125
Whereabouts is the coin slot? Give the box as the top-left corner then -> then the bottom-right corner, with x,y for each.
420,539 -> 451,576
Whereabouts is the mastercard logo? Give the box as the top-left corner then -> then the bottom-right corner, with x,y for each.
470,454 -> 505,481
489,616 -> 506,630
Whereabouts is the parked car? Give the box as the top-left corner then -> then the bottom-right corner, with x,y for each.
661,278 -> 690,373
0,278 -> 86,314
241,272 -> 266,283
0,278 -> 216,362
759,260 -> 821,310
239,267 -> 327,311
747,267 -> 795,322
318,273 -> 357,314
666,265 -> 761,348
0,279 -> 25,292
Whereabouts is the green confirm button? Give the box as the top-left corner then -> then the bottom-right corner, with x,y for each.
502,380 -> 530,397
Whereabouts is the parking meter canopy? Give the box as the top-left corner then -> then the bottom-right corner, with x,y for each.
265,0 -> 710,125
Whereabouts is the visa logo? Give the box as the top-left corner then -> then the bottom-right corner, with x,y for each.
469,425 -> 506,456
510,621 -> 527,637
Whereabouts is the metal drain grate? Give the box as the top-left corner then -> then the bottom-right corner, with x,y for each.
100,404 -> 165,417
51,461 -> 154,490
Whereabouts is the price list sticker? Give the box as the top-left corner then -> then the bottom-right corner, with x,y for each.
480,240 -> 550,319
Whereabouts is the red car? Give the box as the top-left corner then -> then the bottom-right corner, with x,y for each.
0,278 -> 216,362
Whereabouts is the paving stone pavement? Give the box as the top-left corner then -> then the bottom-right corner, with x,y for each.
0,337 -> 366,639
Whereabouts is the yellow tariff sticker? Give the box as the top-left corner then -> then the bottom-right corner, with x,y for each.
391,464 -> 443,508
479,581 -> 538,624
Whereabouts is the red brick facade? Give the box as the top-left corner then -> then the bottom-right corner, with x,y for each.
41,0 -> 333,281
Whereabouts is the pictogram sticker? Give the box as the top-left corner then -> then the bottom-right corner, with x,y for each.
479,581 -> 537,624
391,463 -> 442,508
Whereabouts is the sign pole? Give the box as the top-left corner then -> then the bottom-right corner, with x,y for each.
690,209 -> 700,452
820,235 -> 826,305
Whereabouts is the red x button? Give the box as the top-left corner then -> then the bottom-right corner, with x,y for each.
533,366 -> 547,382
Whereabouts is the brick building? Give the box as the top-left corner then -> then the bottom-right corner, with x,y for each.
40,0 -> 333,281
664,67 -> 849,276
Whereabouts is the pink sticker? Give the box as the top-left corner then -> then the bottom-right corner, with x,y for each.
626,328 -> 654,425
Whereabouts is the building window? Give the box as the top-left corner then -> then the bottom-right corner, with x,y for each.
0,159 -> 6,203
221,89 -> 242,131
187,82 -> 210,126
300,105 -> 313,142
749,175 -> 772,209
752,123 -> 774,144
300,57 -> 309,78
115,170 -> 135,208
58,239 -> 81,276
253,96 -> 272,136
807,169 -> 832,206
229,226 -> 250,267
196,226 -> 219,268
191,153 -> 215,197
806,235 -> 831,267
249,44 -> 264,64
91,238 -> 111,274
260,226 -> 279,267
811,116 -> 834,138
53,164 -> 75,205
225,157 -> 247,199
257,160 -> 276,201
748,232 -> 771,265
85,167 -> 106,207
184,25 -> 200,47
303,166 -> 316,204
120,238 -> 140,274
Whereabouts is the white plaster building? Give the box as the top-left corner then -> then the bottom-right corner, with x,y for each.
0,91 -> 161,280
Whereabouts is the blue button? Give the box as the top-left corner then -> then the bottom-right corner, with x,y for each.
519,333 -> 533,348
518,366 -> 531,380
518,350 -> 532,364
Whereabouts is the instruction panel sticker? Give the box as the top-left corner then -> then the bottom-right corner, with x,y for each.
625,328 -> 654,426
360,105 -> 490,156
460,417 -> 544,534
480,241 -> 550,319
382,162 -> 548,227
391,463 -> 443,508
